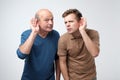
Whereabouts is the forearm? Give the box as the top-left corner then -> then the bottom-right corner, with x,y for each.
60,60 -> 69,80
19,31 -> 37,54
80,29 -> 99,57
55,59 -> 61,80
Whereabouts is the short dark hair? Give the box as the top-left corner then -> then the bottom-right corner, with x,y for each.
62,9 -> 82,21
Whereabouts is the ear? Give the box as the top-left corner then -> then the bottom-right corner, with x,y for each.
79,17 -> 84,26
80,17 -> 87,26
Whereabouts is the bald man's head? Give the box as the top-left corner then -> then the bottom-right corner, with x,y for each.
35,9 -> 53,21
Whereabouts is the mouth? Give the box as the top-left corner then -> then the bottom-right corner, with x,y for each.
48,25 -> 53,28
67,28 -> 71,31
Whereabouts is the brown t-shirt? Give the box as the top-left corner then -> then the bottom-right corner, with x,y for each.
58,29 -> 99,80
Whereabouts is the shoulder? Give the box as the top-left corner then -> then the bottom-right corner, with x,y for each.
21,29 -> 31,36
50,30 -> 60,37
86,28 -> 99,38
22,29 -> 31,34
52,30 -> 59,35
59,32 -> 70,41
86,28 -> 99,34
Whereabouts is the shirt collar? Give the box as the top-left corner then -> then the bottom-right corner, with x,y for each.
71,30 -> 82,40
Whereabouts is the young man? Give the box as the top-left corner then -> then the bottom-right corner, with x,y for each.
16,9 -> 60,80
58,9 -> 100,80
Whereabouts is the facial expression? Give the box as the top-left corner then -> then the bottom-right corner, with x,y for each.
64,14 -> 80,34
38,11 -> 54,32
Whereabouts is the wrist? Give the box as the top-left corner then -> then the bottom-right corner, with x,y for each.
79,29 -> 85,33
31,30 -> 38,37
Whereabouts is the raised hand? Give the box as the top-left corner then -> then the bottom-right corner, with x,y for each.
30,18 -> 40,34
79,17 -> 87,31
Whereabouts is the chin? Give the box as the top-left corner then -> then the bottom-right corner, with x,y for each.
47,29 -> 53,32
67,31 -> 73,34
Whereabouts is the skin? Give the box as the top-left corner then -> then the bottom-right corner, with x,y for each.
19,9 -> 60,80
59,13 -> 100,80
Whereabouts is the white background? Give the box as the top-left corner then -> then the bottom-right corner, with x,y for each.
0,0 -> 120,80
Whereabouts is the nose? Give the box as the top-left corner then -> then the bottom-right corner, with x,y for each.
66,22 -> 70,28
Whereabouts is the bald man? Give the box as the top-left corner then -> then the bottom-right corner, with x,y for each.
16,9 -> 60,80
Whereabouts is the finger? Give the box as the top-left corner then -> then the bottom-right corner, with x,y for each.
31,18 -> 38,23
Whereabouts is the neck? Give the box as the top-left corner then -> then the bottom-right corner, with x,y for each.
72,30 -> 81,37
38,30 -> 49,38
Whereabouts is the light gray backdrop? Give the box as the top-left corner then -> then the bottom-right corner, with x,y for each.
0,0 -> 120,80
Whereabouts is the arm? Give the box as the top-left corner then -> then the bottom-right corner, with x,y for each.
19,31 -> 37,54
55,59 -> 61,80
19,18 -> 39,54
59,56 -> 69,80
79,18 -> 100,57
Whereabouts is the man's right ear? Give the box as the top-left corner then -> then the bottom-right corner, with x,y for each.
35,14 -> 39,20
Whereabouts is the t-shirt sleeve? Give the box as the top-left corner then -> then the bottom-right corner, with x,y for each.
16,30 -> 30,59
16,48 -> 28,59
57,37 -> 67,56
89,30 -> 100,46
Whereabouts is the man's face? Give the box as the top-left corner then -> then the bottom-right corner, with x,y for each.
64,14 -> 80,34
38,12 -> 54,32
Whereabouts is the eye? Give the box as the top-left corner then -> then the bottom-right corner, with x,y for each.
51,19 -> 53,21
45,19 -> 49,21
64,21 -> 67,24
